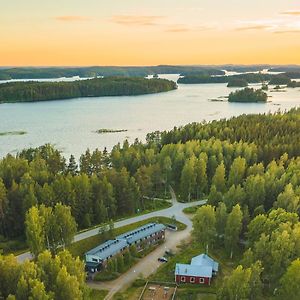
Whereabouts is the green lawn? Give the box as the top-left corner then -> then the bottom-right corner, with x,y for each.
68,217 -> 186,258
87,288 -> 109,300
182,205 -> 201,214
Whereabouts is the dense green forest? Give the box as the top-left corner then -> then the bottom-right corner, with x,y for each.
269,66 -> 300,73
0,77 -> 177,103
228,88 -> 268,103
0,108 -> 299,238
0,66 -> 225,80
227,78 -> 248,87
1,108 -> 300,299
177,72 -> 297,85
287,80 -> 300,88
1,65 -> 300,81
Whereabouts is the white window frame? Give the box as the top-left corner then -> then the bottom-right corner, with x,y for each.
199,278 -> 205,284
190,277 -> 195,283
180,276 -> 186,283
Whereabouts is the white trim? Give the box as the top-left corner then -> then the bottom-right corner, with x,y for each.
190,277 -> 195,283
180,276 -> 186,283
199,278 -> 205,284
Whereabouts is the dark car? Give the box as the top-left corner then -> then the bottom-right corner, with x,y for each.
158,257 -> 168,263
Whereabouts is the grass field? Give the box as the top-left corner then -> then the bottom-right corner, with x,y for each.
88,288 -> 109,300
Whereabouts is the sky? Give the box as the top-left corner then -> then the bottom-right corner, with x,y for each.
1,0 -> 300,66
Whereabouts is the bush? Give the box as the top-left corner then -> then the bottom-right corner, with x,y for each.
94,271 -> 119,281
132,278 -> 146,287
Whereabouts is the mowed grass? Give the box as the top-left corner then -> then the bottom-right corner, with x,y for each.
182,205 -> 201,214
68,217 -> 186,258
87,288 -> 109,300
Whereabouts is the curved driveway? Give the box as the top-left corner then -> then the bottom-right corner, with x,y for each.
88,189 -> 206,299
17,188 -> 206,285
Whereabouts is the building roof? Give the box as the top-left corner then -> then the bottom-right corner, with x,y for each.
175,263 -> 213,278
191,254 -> 219,272
116,223 -> 166,245
85,223 -> 166,263
85,239 -> 128,261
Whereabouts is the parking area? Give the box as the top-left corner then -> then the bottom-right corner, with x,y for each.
142,284 -> 175,300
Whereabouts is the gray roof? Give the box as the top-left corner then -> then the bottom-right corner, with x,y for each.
85,223 -> 166,262
175,263 -> 213,278
191,254 -> 219,272
116,223 -> 166,245
85,239 -> 128,261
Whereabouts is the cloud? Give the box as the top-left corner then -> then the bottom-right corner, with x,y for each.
55,16 -> 91,22
281,11 -> 300,16
274,29 -> 300,34
111,15 -> 165,26
165,24 -> 215,33
236,25 -> 272,31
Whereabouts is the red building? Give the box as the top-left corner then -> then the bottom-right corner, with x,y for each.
175,254 -> 219,285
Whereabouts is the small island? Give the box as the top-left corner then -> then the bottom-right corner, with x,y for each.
287,80 -> 300,88
0,131 -> 27,136
0,77 -> 177,103
95,129 -> 128,134
228,88 -> 268,103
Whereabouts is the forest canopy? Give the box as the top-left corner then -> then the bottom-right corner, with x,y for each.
0,107 -> 300,299
228,88 -> 268,103
0,77 -> 177,103
0,66 -> 225,80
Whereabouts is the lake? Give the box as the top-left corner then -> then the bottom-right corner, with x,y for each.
1,74 -> 300,159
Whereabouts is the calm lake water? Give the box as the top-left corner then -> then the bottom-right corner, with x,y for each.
1,74 -> 300,159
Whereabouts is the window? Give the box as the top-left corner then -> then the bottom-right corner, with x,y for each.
180,276 -> 186,283
190,277 -> 195,283
199,278 -> 205,284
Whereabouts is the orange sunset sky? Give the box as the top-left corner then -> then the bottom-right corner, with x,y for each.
1,0 -> 300,66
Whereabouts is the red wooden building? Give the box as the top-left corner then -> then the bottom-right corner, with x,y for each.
175,254 -> 219,285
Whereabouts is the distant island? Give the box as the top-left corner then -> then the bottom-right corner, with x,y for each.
0,77 -> 177,103
178,73 -> 300,86
95,129 -> 128,134
228,88 -> 268,103
0,66 -> 226,80
0,130 -> 27,136
287,80 -> 300,88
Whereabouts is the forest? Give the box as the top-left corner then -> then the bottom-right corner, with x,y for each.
228,88 -> 268,103
0,77 -> 177,103
0,66 -> 225,80
0,108 -> 300,299
227,78 -> 248,87
177,72 -> 299,85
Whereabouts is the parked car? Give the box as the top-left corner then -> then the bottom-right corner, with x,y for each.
158,257 -> 168,263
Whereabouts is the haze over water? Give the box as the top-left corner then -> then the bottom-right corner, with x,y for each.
1,74 -> 300,159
